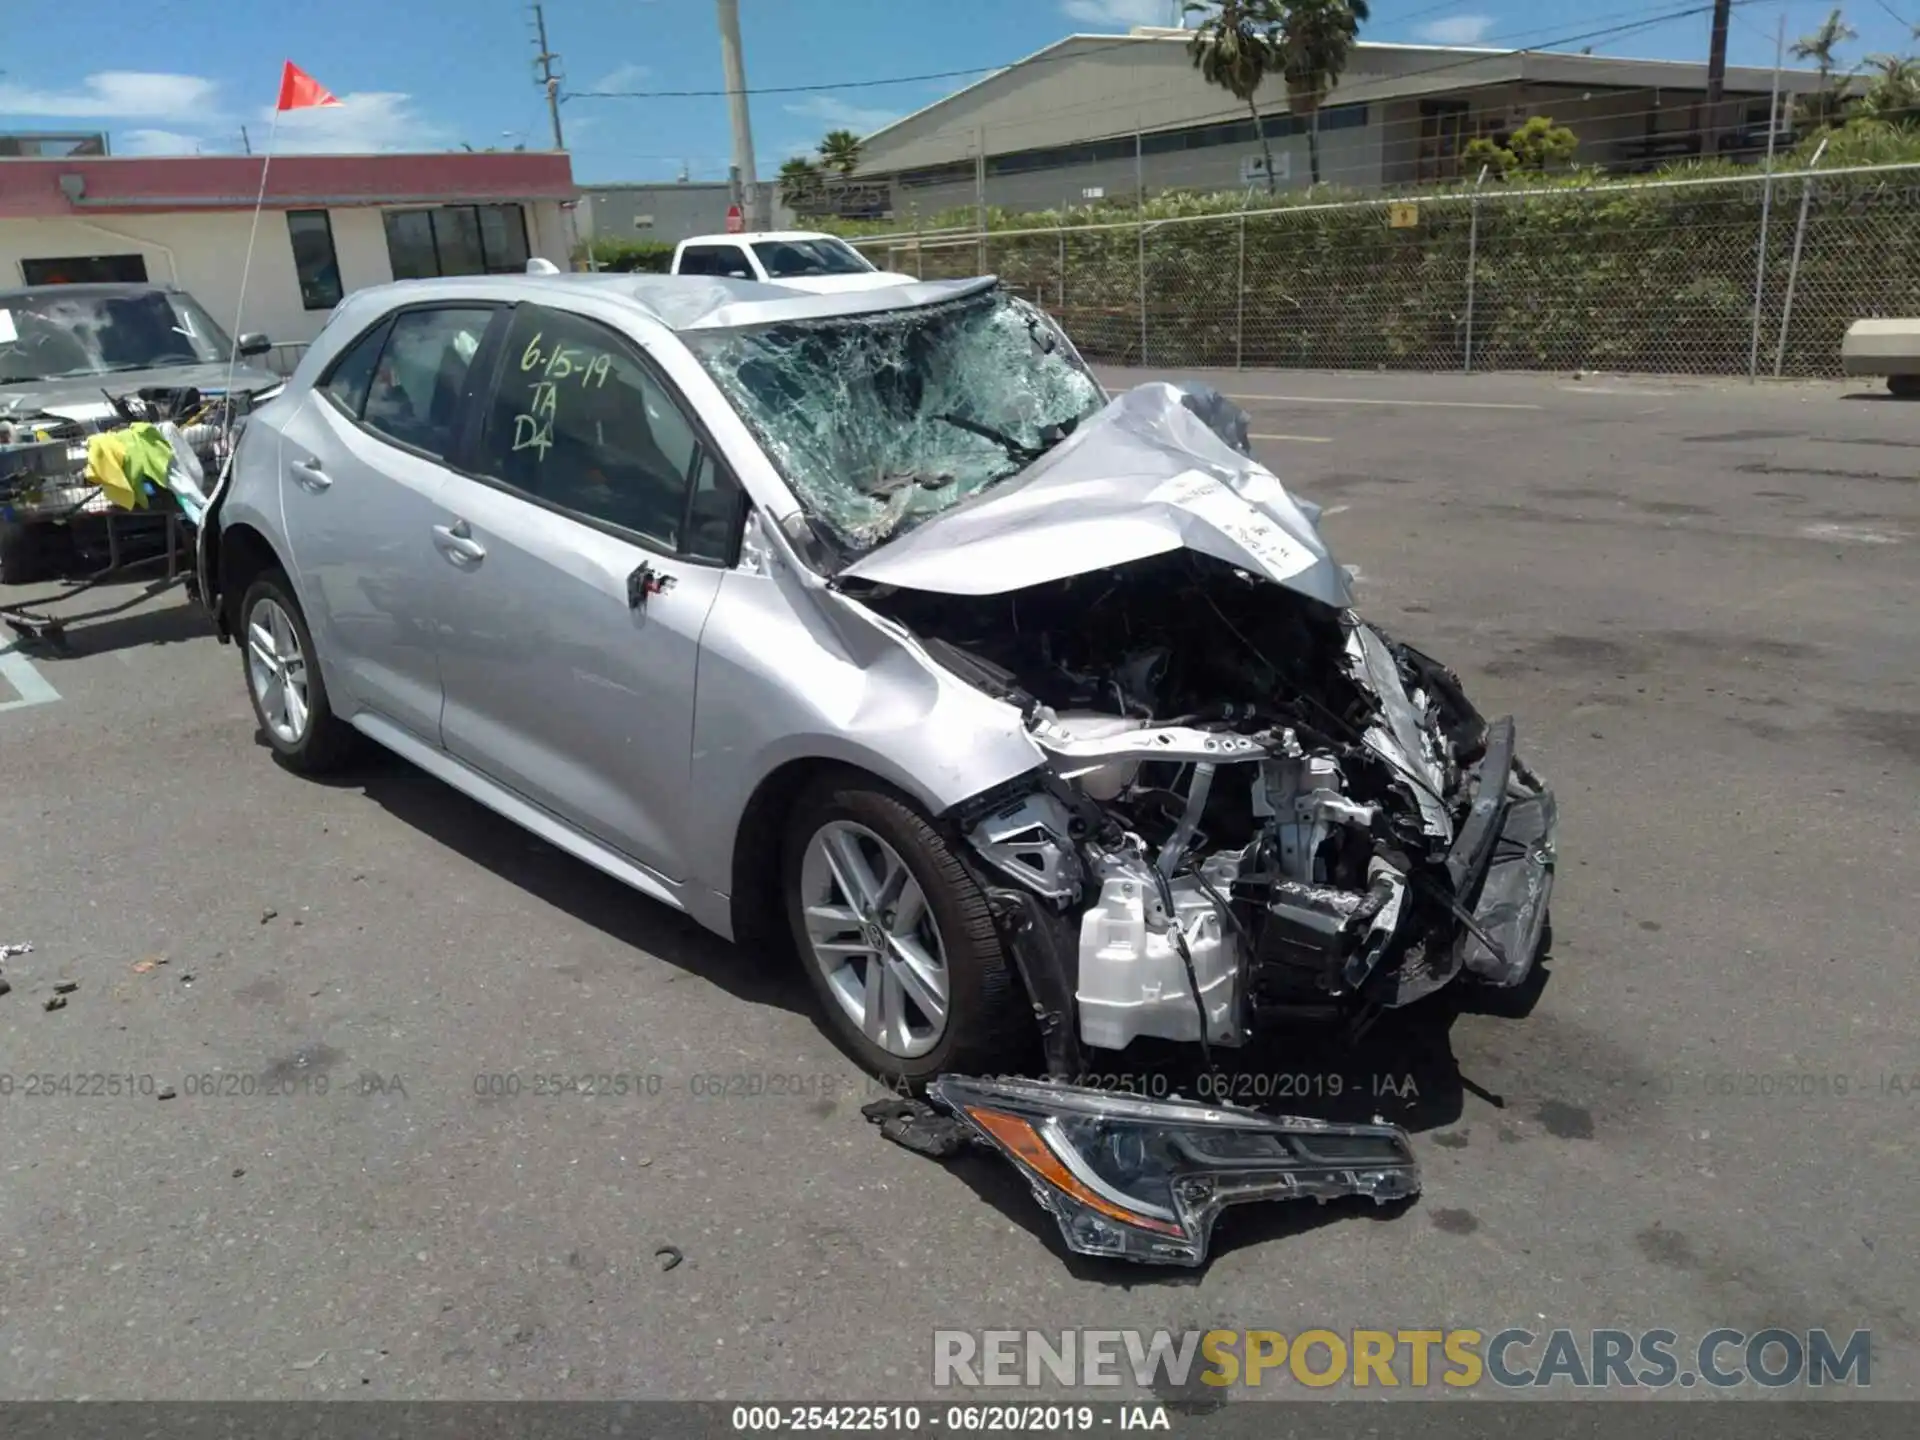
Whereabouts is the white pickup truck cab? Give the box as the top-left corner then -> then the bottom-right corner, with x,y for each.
670,231 -> 917,294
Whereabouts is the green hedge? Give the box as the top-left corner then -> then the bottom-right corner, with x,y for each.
577,237 -> 678,273
836,141 -> 1920,376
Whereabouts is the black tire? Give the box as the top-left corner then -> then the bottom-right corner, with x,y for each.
0,521 -> 52,586
782,771 -> 1033,1084
237,570 -> 360,774
1889,374 -> 1920,399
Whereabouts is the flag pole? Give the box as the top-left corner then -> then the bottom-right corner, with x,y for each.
223,101 -> 282,442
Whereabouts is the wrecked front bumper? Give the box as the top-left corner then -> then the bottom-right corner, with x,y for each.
924,1076 -> 1419,1266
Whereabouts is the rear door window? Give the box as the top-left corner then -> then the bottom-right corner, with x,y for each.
360,307 -> 495,460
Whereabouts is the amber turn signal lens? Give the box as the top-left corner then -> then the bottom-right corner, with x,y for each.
967,1106 -> 1186,1237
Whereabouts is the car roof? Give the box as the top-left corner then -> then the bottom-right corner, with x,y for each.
679,231 -> 855,247
348,272 -> 997,334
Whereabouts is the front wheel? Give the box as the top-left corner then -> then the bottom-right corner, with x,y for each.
239,571 -> 359,774
783,773 -> 1032,1083
1889,374 -> 1919,399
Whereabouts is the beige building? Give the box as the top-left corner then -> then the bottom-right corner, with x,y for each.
855,28 -> 1821,219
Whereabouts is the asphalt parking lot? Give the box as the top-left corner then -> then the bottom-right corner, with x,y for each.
1,367 -> 1916,1403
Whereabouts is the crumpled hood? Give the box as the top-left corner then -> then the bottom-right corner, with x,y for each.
0,362 -> 281,422
839,382 -> 1351,607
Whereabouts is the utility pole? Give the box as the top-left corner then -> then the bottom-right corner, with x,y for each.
1703,0 -> 1731,158
716,0 -> 762,231
531,4 -> 591,269
531,3 -> 566,151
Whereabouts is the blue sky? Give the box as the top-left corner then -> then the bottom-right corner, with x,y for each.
2,0 -> 1913,183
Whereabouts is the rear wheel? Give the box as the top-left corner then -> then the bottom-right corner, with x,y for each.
239,571 -> 359,774
1889,374 -> 1919,399
783,773 -> 1031,1083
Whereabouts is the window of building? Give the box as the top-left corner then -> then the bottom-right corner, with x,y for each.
478,303 -> 706,553
976,104 -> 1370,181
382,205 -> 532,280
19,254 -> 148,286
361,307 -> 496,460
286,210 -> 344,311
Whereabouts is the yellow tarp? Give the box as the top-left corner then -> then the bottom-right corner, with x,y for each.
85,423 -> 175,511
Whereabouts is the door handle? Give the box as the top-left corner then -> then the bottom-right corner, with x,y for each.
432,520 -> 486,564
291,456 -> 331,491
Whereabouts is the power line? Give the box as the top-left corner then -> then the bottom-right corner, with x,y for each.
564,0 -> 1759,106
564,37 -> 1145,100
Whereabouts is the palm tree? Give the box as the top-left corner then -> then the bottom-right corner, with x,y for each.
1183,0 -> 1288,193
1790,7 -> 1856,84
1278,0 -> 1371,186
1860,53 -> 1920,126
779,155 -> 821,209
818,129 -> 863,176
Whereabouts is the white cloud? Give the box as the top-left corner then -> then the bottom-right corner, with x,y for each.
1416,13 -> 1496,44
0,70 -> 220,119
586,63 -> 651,93
1061,0 -> 1177,29
260,91 -> 454,154
116,128 -> 206,156
783,94 -> 903,137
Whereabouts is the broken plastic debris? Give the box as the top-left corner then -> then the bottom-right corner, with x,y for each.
861,1095 -> 974,1158
654,1245 -> 684,1272
131,957 -> 167,974
43,995 -> 66,1012
0,942 -> 31,960
53,980 -> 78,994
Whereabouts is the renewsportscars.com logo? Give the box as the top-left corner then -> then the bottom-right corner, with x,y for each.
932,1328 -> 1872,1391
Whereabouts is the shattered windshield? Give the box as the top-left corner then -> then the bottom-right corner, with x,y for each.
0,289 -> 232,385
685,290 -> 1106,554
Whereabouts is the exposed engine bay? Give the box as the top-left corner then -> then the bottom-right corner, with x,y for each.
860,549 -> 1557,1068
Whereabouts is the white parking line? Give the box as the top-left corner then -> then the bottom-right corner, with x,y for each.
1227,392 -> 1542,411
0,641 -> 62,713
1250,432 -> 1333,443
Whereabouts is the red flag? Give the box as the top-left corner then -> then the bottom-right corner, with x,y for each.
276,61 -> 342,112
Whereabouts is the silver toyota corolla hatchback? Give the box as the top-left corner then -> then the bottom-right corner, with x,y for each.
198,271 -> 1555,1100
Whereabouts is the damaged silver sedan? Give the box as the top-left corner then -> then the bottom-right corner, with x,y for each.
199,271 -> 1554,1265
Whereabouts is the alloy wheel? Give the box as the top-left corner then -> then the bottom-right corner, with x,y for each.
799,820 -> 950,1059
246,596 -> 311,745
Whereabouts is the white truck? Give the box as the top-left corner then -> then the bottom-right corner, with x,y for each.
670,231 -> 917,294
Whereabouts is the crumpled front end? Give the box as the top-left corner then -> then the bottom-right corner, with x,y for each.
861,550 -> 1557,1070
844,386 -> 1557,1075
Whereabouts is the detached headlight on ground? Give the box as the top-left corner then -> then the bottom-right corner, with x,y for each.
928,1076 -> 1421,1266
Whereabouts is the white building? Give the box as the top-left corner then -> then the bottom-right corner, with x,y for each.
855,28 -> 1822,218
0,149 -> 580,350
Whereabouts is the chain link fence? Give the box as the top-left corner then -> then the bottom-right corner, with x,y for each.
852,162 -> 1920,379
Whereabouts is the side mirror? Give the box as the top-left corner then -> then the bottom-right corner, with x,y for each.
236,333 -> 272,358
